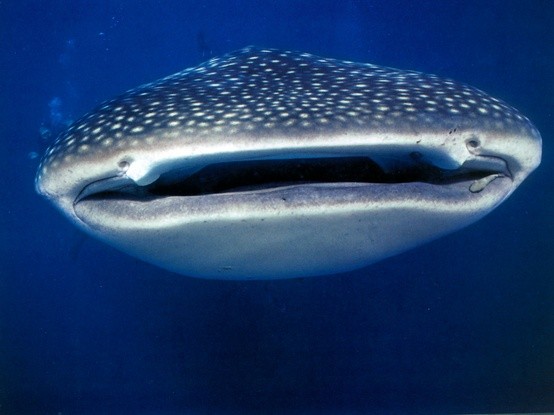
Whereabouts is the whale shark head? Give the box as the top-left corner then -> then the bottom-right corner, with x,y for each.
36,47 -> 541,279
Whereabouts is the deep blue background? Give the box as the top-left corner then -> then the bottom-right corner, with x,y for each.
1,1 -> 553,414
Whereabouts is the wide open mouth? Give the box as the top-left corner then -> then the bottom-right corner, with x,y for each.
77,153 -> 508,203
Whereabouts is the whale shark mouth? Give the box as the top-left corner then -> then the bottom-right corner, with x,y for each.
77,153 -> 508,203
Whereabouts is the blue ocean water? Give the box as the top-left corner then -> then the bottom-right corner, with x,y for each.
1,1 -> 553,413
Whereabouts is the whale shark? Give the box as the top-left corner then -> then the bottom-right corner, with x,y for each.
35,47 -> 542,279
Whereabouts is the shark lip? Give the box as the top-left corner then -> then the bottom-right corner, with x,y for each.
74,152 -> 510,206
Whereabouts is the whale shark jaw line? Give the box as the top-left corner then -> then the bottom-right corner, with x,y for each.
74,148 -> 509,207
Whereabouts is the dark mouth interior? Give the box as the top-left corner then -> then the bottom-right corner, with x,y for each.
83,155 -> 498,201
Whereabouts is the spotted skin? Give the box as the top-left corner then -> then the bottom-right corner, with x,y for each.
36,47 -> 534,187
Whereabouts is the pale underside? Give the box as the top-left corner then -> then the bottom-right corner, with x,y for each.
75,176 -> 513,279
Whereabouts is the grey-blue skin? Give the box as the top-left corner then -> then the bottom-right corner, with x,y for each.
36,47 -> 541,279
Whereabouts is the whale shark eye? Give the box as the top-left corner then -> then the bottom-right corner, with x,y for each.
118,160 -> 130,171
466,138 -> 480,149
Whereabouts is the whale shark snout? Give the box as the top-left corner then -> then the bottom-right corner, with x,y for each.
36,47 -> 542,279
